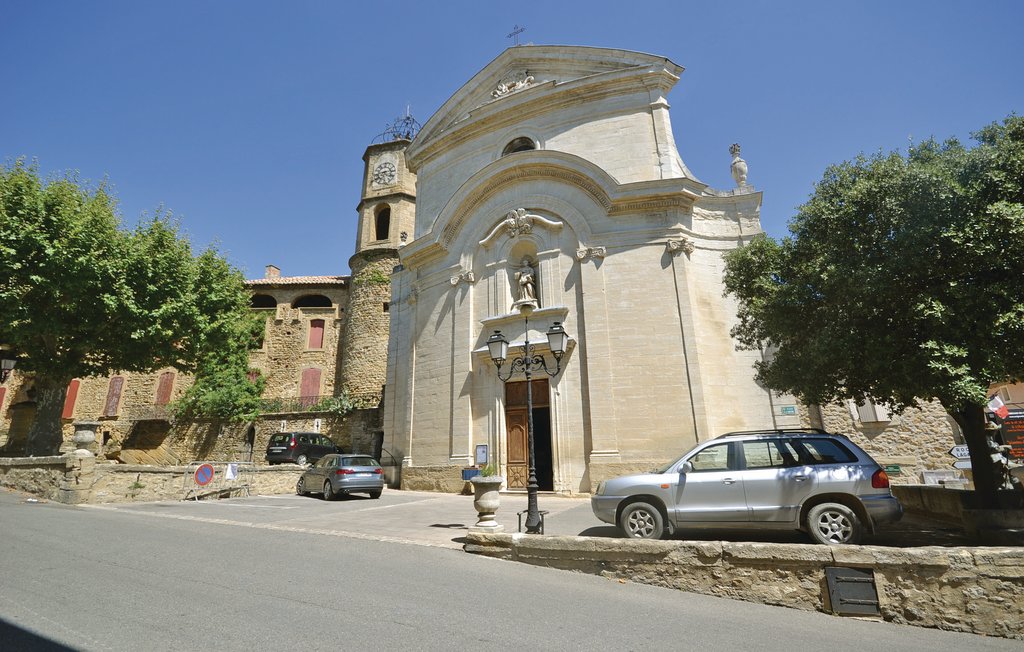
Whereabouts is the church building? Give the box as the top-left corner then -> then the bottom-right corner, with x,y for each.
382,45 -> 799,493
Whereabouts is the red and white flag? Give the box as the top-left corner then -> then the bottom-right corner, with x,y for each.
988,395 -> 1010,419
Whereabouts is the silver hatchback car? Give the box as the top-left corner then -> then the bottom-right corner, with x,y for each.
591,429 -> 903,544
297,454 -> 384,500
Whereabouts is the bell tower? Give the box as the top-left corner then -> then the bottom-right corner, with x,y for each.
339,116 -> 418,398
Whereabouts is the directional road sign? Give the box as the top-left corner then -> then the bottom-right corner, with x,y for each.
948,445 -> 971,459
952,460 -> 972,470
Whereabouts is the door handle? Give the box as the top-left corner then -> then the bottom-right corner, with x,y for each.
794,475 -> 808,481
722,478 -> 736,485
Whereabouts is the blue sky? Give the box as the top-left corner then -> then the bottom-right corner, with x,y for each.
2,1 -> 1021,278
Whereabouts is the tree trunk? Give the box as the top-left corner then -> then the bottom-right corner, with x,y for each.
24,376 -> 69,456
953,404 -> 1002,508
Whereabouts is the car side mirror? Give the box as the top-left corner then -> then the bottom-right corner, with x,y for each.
679,461 -> 693,474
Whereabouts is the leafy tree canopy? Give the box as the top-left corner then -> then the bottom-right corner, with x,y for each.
723,115 -> 1024,504
0,160 -> 261,453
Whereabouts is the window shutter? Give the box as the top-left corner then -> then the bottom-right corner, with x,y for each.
308,319 -> 325,349
62,379 -> 81,419
155,372 -> 175,406
103,376 -> 125,417
300,368 -> 322,407
0,387 -> 6,415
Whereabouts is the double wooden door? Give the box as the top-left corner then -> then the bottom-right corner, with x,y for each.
505,379 -> 550,490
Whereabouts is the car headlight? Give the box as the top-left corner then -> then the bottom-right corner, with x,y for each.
595,481 -> 605,496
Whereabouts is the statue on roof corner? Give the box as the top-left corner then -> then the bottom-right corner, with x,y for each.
730,143 -> 748,188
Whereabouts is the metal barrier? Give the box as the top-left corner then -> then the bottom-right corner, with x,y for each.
182,461 -> 255,501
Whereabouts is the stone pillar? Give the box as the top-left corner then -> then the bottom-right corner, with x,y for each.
59,453 -> 95,504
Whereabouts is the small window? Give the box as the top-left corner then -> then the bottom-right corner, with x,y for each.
502,137 -> 536,155
383,302 -> 389,313
308,319 -> 325,349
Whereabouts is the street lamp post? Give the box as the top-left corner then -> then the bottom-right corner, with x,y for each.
487,316 -> 570,534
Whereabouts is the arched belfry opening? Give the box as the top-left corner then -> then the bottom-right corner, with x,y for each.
375,205 -> 391,241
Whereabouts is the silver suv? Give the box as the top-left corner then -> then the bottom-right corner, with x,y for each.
591,429 -> 903,544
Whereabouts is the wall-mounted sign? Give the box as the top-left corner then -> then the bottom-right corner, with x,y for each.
999,409 -> 1024,461
884,464 -> 901,475
475,444 -> 488,466
780,406 -> 797,416
948,445 -> 971,459
952,460 -> 972,470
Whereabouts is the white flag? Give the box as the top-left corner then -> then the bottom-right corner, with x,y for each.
226,463 -> 238,480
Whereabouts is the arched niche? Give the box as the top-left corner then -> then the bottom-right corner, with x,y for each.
291,294 -> 333,309
251,294 -> 277,309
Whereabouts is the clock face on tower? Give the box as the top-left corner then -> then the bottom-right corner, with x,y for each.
372,161 -> 397,186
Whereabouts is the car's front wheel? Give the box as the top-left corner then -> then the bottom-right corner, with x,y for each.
323,480 -> 335,501
806,502 -> 863,544
619,501 -> 665,539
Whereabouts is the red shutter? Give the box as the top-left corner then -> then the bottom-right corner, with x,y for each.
103,376 -> 124,417
155,372 -> 175,406
299,368 -> 321,407
62,379 -> 81,419
308,319 -> 325,349
0,387 -> 6,415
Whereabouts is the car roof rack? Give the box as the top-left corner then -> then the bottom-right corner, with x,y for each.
714,428 -> 829,439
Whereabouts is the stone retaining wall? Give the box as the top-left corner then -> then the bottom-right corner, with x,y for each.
0,455 -> 302,504
465,533 -> 1024,640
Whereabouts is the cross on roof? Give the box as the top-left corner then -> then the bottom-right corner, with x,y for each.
507,24 -> 526,46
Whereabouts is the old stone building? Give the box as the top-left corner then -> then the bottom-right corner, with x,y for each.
0,135 -> 416,466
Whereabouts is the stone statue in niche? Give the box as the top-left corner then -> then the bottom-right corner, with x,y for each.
512,258 -> 538,311
730,143 -> 748,187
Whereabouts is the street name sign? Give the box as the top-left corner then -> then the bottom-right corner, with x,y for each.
952,460 -> 972,470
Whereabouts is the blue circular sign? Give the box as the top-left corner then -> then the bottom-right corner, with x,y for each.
195,463 -> 215,486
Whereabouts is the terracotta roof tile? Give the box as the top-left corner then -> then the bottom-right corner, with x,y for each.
246,275 -> 349,286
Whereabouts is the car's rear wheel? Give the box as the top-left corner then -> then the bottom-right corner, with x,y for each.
296,454 -> 308,466
323,480 -> 335,501
619,501 -> 665,539
368,489 -> 382,499
806,502 -> 863,544
296,478 -> 306,496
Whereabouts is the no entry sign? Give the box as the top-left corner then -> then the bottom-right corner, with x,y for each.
194,463 -> 215,486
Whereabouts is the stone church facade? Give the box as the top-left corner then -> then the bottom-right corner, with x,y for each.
383,46 -> 798,493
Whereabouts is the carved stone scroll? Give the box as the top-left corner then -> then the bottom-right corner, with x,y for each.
666,238 -> 695,256
575,246 -> 607,262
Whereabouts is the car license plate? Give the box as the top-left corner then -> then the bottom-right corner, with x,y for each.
357,472 -> 372,477
270,447 -> 284,452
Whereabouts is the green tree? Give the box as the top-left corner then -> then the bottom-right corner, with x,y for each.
723,115 -> 1024,507
0,160 -> 262,455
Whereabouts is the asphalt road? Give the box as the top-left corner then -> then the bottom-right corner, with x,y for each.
0,489 -> 1013,651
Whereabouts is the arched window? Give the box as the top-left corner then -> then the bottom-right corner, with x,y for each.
502,137 -> 536,156
250,294 -> 277,309
292,295 -> 332,308
375,206 -> 391,241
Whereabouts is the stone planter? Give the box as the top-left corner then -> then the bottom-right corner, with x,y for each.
468,475 -> 505,533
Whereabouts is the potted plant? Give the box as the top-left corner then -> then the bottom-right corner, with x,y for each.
468,464 -> 504,533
